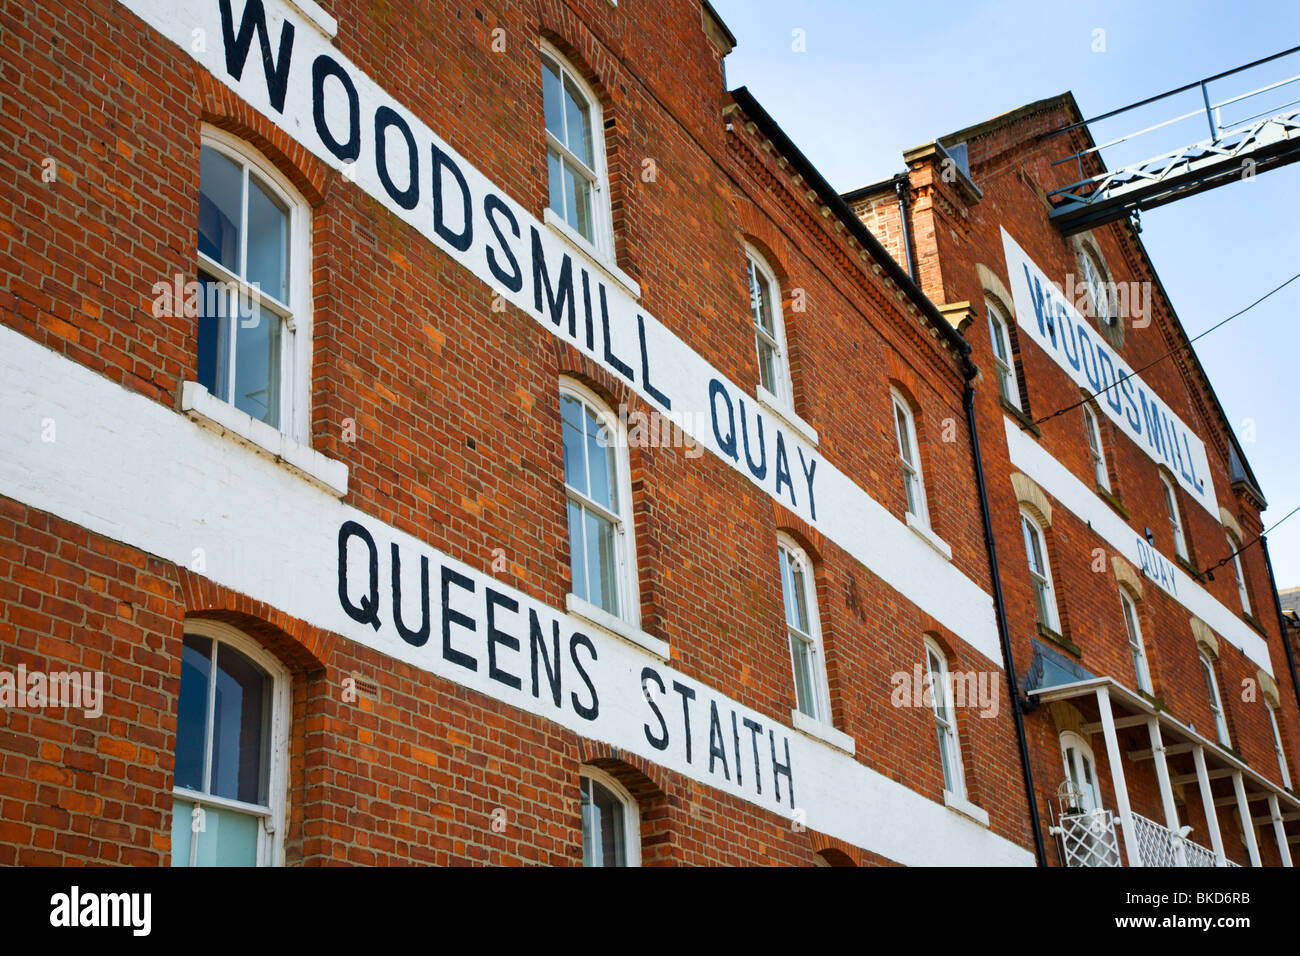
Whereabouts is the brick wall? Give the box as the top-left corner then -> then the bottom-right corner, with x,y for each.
0,0 -> 1037,865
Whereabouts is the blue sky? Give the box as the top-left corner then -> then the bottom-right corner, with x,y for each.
711,0 -> 1300,586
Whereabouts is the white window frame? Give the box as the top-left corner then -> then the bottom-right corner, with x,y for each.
1200,647 -> 1231,747
1160,472 -> 1189,561
1078,244 -> 1114,327
891,388 -> 929,527
579,765 -> 640,867
1082,402 -> 1110,492
560,379 -> 639,627
172,619 -> 290,867
924,637 -> 966,799
745,245 -> 792,408
986,298 -> 1020,410
540,42 -> 613,263
1227,531 -> 1251,616
1266,703 -> 1292,791
778,534 -> 831,725
1059,731 -> 1103,813
197,125 -> 311,442
1020,508 -> 1059,632
1120,590 -> 1152,694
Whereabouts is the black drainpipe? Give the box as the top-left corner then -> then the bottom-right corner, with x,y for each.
962,352 -> 1049,867
1260,535 -> 1300,715
894,173 -> 916,283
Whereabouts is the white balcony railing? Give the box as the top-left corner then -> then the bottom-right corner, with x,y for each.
1054,808 -> 1240,866
1129,812 -> 1238,867
1053,808 -> 1123,867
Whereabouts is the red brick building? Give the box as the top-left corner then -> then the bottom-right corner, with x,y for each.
848,95 -> 1300,866
0,0 -> 1043,866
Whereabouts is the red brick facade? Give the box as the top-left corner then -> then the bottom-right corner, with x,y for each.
1,0 -> 1294,869
852,94 -> 1300,866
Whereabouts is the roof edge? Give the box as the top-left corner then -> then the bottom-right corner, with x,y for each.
728,86 -> 972,368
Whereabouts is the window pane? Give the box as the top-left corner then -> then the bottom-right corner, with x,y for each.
195,274 -> 231,402
232,306 -> 281,427
582,779 -> 626,867
585,410 -> 617,511
1033,580 -> 1050,625
989,312 -> 1008,362
936,725 -> 954,791
903,471 -> 918,516
787,556 -> 809,633
1023,518 -> 1044,576
563,160 -> 594,242
580,779 -> 596,866
209,643 -> 270,805
170,799 -> 194,867
560,395 -> 587,495
546,148 -> 565,222
593,781 -> 626,866
756,338 -> 777,394
542,57 -> 564,141
791,636 -> 816,718
198,146 -> 242,273
563,77 -> 594,167
584,509 -> 619,616
193,806 -> 260,867
246,175 -> 289,305
175,635 -> 212,794
895,404 -> 914,464
749,262 -> 775,334
567,499 -> 586,602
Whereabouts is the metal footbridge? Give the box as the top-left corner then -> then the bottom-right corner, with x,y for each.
1045,46 -> 1300,234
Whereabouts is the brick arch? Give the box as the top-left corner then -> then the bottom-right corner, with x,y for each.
771,505 -> 826,565
554,343 -> 638,413
1010,472 -> 1053,527
976,263 -> 1015,321
1111,555 -> 1144,599
177,568 -> 332,673
575,740 -> 679,865
193,66 -> 331,206
1190,616 -> 1219,659
807,829 -> 859,866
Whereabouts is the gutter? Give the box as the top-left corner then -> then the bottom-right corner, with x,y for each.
894,173 -> 916,282
961,352 -> 1049,867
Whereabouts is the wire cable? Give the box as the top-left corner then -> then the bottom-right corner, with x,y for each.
1030,270 -> 1300,428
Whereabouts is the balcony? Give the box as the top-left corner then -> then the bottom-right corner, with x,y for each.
1053,807 -> 1240,867
1032,675 -> 1298,866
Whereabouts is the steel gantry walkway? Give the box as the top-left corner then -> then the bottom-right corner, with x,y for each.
1045,46 -> 1300,234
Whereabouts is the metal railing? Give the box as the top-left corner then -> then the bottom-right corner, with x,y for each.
1053,808 -> 1122,867
1043,45 -> 1300,230
1129,811 -> 1237,867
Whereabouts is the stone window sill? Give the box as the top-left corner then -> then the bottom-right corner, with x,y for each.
790,709 -> 856,756
755,384 -> 820,447
906,512 -> 953,561
542,208 -> 642,300
944,790 -> 990,828
565,593 -> 669,662
287,0 -> 338,39
1001,397 -> 1041,438
1037,621 -> 1082,659
181,381 -> 348,498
